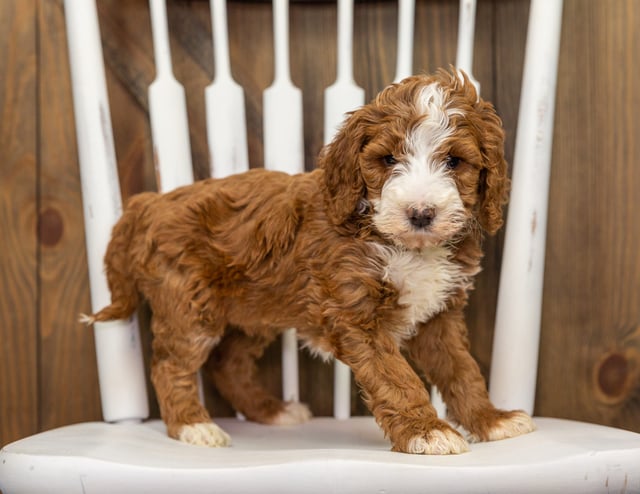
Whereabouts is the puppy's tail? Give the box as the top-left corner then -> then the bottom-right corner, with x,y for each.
80,195 -> 149,326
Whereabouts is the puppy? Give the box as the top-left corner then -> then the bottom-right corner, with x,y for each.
86,69 -> 535,454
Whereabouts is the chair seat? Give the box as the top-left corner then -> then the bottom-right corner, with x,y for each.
1,417 -> 638,493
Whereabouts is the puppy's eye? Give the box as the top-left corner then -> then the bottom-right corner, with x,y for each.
445,155 -> 461,169
383,155 -> 398,166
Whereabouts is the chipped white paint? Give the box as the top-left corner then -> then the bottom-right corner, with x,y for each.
65,0 -> 148,423
490,0 -> 564,414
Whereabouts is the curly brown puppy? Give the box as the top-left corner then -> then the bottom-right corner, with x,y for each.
86,69 -> 535,454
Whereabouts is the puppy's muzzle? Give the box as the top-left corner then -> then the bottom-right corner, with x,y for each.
408,206 -> 436,229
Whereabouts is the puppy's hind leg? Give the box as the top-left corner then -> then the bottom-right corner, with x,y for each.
206,329 -> 311,425
151,318 -> 231,447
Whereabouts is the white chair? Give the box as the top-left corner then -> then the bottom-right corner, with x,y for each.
1,0 -> 639,493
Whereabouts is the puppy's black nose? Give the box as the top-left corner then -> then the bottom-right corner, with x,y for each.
408,207 -> 436,229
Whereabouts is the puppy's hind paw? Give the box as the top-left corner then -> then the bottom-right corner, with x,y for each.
177,422 -> 231,447
269,401 -> 312,426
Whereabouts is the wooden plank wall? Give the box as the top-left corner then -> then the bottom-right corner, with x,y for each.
1,0 -> 39,446
1,0 -> 639,446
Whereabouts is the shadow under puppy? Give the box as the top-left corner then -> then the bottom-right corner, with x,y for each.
85,68 -> 535,454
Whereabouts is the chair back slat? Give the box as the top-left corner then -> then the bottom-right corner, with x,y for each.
281,328 -> 300,402
490,0 -> 564,414
428,0 -> 481,422
206,0 -> 250,178
148,0 -> 194,192
263,0 -> 304,176
455,0 -> 479,91
263,0 -> 304,404
324,0 -> 365,420
393,0 -> 415,82
323,0 -> 364,145
65,0 -> 148,423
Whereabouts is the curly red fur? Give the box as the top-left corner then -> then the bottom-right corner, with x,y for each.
88,69 -> 533,454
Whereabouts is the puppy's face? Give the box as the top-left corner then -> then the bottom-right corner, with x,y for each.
321,69 -> 509,248
363,82 -> 471,249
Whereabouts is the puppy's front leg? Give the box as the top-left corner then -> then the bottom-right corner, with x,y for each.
407,310 -> 535,443
339,331 -> 469,454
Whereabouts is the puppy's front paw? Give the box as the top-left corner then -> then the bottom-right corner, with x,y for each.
468,410 -> 536,443
268,401 -> 312,426
394,421 -> 469,455
408,428 -> 469,455
177,422 -> 231,447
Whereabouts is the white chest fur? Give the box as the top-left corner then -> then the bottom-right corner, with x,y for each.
377,246 -> 465,341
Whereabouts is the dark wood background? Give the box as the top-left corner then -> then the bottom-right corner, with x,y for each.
2,0 -> 639,447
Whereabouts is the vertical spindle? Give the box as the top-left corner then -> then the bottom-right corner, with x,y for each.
64,0 -> 149,423
490,0 -> 564,415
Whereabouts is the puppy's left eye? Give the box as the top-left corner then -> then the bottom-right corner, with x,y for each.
383,155 -> 398,166
445,155 -> 461,169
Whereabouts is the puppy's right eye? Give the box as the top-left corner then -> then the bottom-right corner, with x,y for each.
383,155 -> 398,166
445,155 -> 461,170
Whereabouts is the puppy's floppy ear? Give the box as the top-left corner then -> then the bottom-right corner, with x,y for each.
475,99 -> 510,235
319,106 -> 371,226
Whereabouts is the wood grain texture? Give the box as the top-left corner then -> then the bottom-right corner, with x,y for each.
37,0 -> 103,430
537,0 -> 640,431
0,0 -> 39,447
